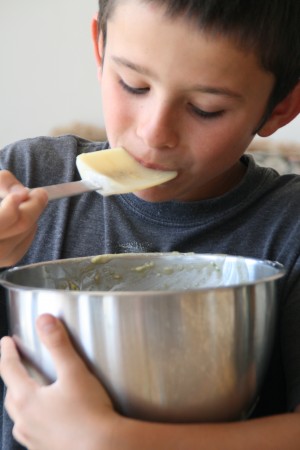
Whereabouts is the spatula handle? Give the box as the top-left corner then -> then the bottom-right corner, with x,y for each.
42,180 -> 101,201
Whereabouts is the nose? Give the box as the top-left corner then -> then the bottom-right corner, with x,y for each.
136,100 -> 179,150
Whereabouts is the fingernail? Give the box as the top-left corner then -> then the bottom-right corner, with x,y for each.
37,314 -> 58,334
9,185 -> 29,195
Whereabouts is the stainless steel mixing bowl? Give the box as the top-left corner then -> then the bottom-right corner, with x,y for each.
0,253 -> 285,423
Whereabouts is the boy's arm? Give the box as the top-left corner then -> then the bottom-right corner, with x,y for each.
1,314 -> 300,450
0,170 -> 48,267
119,409 -> 300,450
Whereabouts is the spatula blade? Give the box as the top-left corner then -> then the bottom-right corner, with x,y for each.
76,147 -> 177,196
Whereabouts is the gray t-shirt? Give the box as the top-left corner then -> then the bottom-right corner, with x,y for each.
1,135 -> 300,449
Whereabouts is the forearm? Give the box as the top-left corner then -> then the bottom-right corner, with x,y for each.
109,412 -> 300,450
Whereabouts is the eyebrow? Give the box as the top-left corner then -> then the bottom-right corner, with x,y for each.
112,56 -> 154,77
192,85 -> 243,99
112,56 -> 243,99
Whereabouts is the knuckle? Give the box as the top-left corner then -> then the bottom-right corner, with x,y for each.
0,171 -> 22,193
0,170 -> 16,183
6,389 -> 31,413
12,423 -> 30,447
14,395 -> 29,411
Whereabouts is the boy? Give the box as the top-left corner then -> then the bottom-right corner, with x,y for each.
1,0 -> 300,448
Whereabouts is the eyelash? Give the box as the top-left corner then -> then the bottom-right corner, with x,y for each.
119,79 -> 225,120
189,105 -> 225,120
119,79 -> 148,95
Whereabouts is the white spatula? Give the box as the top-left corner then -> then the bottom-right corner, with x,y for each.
37,147 -> 177,201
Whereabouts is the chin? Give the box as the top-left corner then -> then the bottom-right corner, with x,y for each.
133,188 -> 174,203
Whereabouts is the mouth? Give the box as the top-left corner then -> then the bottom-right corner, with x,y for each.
128,152 -> 175,173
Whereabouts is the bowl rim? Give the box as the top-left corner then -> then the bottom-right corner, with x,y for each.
0,252 -> 286,294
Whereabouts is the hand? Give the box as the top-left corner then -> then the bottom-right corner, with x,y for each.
0,170 -> 48,267
0,314 -> 120,450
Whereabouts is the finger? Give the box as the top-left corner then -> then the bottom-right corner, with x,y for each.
12,424 -> 30,449
0,337 -> 35,395
0,188 -> 48,237
36,314 -> 88,381
0,187 -> 30,205
1,188 -> 48,228
0,191 -> 31,231
21,187 -> 49,211
4,390 -> 22,424
0,171 -> 26,197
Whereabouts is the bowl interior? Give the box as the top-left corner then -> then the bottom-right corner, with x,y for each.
1,253 -> 285,292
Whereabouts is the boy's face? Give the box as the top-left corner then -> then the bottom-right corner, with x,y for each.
95,0 -> 275,202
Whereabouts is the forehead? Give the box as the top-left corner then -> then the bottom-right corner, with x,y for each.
105,0 -> 274,97
106,0 -> 257,64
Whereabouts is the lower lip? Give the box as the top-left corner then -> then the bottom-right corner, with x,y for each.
132,155 -> 173,172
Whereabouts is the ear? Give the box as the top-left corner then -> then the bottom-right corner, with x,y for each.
258,81 -> 300,137
91,15 -> 105,80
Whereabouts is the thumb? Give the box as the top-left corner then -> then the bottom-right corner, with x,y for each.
36,314 -> 87,381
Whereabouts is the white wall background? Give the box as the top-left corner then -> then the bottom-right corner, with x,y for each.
0,1 -> 299,149
0,0 -> 102,148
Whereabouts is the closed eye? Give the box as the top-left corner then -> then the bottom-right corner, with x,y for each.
119,78 -> 225,119
189,104 -> 225,119
119,79 -> 149,95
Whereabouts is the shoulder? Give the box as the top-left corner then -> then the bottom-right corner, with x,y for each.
0,135 -> 109,174
244,153 -> 300,196
0,135 -> 109,185
0,135 -> 108,160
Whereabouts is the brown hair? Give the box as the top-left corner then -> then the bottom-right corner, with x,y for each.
97,0 -> 300,112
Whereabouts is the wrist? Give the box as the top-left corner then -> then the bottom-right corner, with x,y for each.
86,410 -> 126,450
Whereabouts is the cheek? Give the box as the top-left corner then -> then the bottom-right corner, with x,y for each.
221,123 -> 254,156
102,80 -> 134,130
190,121 -> 252,168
